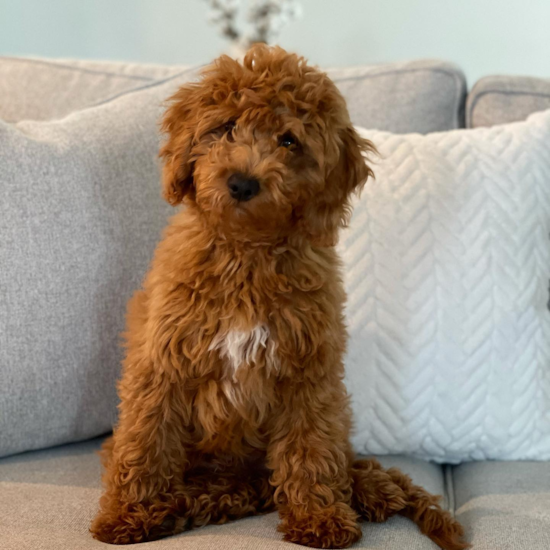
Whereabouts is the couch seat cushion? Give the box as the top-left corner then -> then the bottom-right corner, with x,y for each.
453,460 -> 550,550
0,437 -> 447,549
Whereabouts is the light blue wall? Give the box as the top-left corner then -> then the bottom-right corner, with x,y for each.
1,0 -> 549,85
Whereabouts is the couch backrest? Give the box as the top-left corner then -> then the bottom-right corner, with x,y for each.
3,55 -> 549,133
0,56 -> 184,123
467,75 -> 550,128
0,56 -> 466,135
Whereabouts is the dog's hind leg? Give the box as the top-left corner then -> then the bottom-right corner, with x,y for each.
352,458 -> 469,550
172,456 -> 275,531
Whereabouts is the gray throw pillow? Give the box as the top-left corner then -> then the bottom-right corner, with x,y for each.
0,72 -> 196,458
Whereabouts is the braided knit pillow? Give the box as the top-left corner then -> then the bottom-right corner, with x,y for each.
342,109 -> 550,462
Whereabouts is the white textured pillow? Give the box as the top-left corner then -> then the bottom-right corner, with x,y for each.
341,109 -> 550,463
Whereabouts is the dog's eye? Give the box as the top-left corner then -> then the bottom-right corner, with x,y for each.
279,132 -> 298,149
222,120 -> 236,142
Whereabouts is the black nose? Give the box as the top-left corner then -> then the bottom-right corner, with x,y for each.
227,173 -> 260,202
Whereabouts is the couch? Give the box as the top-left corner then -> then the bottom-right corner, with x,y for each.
1,55 -> 550,550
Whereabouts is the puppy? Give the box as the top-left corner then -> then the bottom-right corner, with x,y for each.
91,45 -> 468,550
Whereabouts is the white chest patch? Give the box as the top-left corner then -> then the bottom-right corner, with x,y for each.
209,324 -> 275,375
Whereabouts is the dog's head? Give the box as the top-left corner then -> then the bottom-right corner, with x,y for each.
160,45 -> 375,246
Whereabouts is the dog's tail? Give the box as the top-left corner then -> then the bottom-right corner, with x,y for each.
351,458 -> 470,550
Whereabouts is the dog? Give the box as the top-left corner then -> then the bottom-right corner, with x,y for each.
90,45 -> 468,550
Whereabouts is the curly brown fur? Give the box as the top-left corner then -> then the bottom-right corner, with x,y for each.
90,45 -> 468,550
352,459 -> 470,549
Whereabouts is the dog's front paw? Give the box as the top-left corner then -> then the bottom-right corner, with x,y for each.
90,508 -> 181,544
279,503 -> 361,549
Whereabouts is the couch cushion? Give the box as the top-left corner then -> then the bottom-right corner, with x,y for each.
0,56 -> 466,134
467,75 -> 550,128
453,460 -> 550,550
344,109 -> 550,462
0,56 -> 187,122
327,59 -> 466,133
0,438 -> 447,549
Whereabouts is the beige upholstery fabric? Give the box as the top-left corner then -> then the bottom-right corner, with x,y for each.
453,460 -> 550,550
0,438 -> 445,550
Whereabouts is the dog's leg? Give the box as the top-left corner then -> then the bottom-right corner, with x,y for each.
267,376 -> 361,549
180,458 -> 276,529
352,458 -> 470,550
90,369 -> 192,544
90,289 -> 203,544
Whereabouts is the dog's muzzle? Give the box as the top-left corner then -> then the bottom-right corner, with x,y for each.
227,173 -> 260,202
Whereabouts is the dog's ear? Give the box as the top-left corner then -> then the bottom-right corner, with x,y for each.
159,84 -> 200,206
333,124 -> 376,197
304,125 -> 376,246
